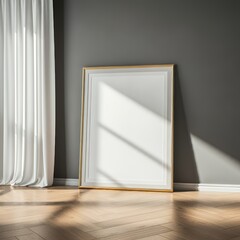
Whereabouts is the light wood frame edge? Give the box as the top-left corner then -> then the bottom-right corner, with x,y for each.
78,64 -> 174,192
78,68 -> 86,187
171,65 -> 174,192
79,186 -> 173,192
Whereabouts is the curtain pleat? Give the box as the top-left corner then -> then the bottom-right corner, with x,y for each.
0,0 -> 55,187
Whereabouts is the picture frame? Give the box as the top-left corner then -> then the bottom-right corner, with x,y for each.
79,65 -> 174,192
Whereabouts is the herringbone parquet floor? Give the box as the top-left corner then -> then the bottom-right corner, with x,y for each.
0,186 -> 239,240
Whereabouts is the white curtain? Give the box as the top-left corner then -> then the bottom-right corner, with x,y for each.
0,0 -> 55,187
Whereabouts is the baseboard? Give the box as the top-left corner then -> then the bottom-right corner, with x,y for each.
53,178 -> 79,187
174,183 -> 240,192
53,178 -> 240,192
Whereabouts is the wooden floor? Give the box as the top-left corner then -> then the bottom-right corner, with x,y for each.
0,186 -> 240,240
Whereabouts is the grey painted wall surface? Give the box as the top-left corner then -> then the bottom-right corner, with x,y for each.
53,0 -> 240,184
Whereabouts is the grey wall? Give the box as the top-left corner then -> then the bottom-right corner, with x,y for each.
54,0 -> 240,184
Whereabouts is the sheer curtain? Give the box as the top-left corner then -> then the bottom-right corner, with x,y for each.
0,0 -> 55,187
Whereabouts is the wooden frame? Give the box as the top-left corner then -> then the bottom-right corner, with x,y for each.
79,65 -> 174,192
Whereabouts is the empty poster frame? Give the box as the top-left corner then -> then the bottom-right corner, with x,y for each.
79,65 -> 174,192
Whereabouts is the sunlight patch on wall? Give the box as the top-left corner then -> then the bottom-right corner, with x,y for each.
191,134 -> 240,183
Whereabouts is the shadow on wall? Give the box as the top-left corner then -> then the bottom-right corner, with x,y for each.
174,66 -> 240,184
54,0 -> 67,179
174,67 -> 199,183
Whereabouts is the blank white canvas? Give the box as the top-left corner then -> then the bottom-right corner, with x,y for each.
80,66 -> 173,190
